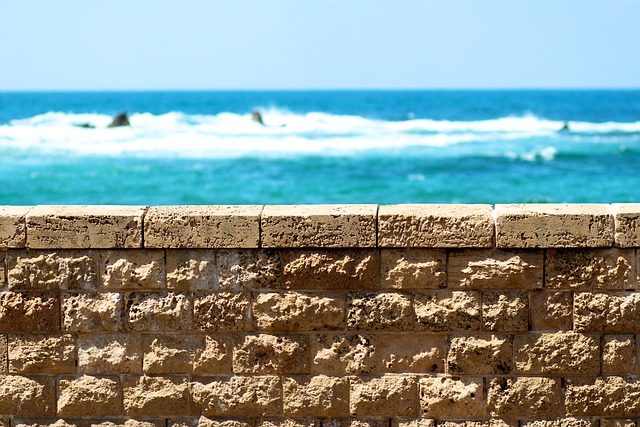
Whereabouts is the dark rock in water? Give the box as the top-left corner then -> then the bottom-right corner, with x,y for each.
251,110 -> 265,126
108,112 -> 130,128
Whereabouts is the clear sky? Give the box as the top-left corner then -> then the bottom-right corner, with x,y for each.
2,0 -> 639,90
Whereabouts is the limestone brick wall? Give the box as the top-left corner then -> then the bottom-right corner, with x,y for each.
1,204 -> 640,427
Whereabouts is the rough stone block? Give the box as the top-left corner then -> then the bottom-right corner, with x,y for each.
259,420 -> 317,427
515,332 -> 600,375
376,333 -> 444,373
347,292 -> 414,331
8,334 -> 76,374
566,376 -> 640,416
378,204 -> 494,247
27,205 -> 144,249
613,203 -> 640,247
282,375 -> 349,417
601,421 -> 636,427
419,376 -> 484,419
126,292 -> 192,332
414,291 -> 481,332
447,334 -> 513,375
101,250 -> 164,290
522,420 -> 596,427
169,419 -> 253,427
123,376 -> 190,417
495,204 -> 613,248
194,292 -> 251,331
0,251 -> 4,290
574,292 -> 640,332
63,292 -> 123,332
311,334 -> 376,375
90,421 -> 164,427
233,334 -> 309,374
261,204 -> 376,248
392,420 -> 435,427
58,375 -> 122,417
166,249 -> 216,291
78,334 -> 142,375
350,375 -> 418,417
0,206 -> 31,248
381,249 -> 446,289
603,334 -> 634,375
254,292 -> 344,331
144,335 -> 232,375
448,250 -> 543,289
0,335 -> 6,373
0,375 -> 55,416
546,248 -> 635,289
217,250 -> 282,290
282,250 -> 379,290
326,421 -> 386,427
144,205 -> 261,248
487,377 -> 563,419
193,336 -> 233,375
190,376 -> 281,417
7,250 -> 99,290
530,291 -> 573,331
439,422 -> 514,427
482,290 -> 528,331
0,292 -> 60,332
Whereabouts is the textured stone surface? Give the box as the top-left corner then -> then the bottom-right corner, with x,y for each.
419,377 -> 484,419
233,334 -> 309,374
0,292 -> 60,332
217,250 -> 282,290
144,335 -> 231,375
90,421 -> 164,427
253,292 -> 344,331
379,204 -> 494,247
482,291 -> 529,331
311,334 -> 376,375
0,206 -> 31,248
600,421 -> 636,427
58,375 -> 122,416
78,334 -> 142,374
27,205 -> 144,249
573,292 -> 640,332
7,250 -> 98,290
515,332 -> 600,375
381,249 -> 446,289
101,250 -> 164,290
546,248 -> 635,289
0,251 -> 4,290
123,376 -> 190,417
347,292 -> 414,331
0,335 -> 6,373
350,375 -> 418,417
448,250 -> 543,289
283,250 -> 379,290
144,205 -> 261,248
169,419 -> 252,427
414,291 -> 481,332
282,375 -> 349,417
376,333 -> 444,373
126,292 -> 191,332
566,376 -> 640,416
63,292 -> 123,332
530,291 -> 573,331
8,334 -> 76,374
0,375 -> 55,416
166,250 -> 216,290
193,336 -> 233,375
440,422 -> 514,427
487,377 -> 563,419
495,204 -> 613,248
259,420 -> 317,427
194,292 -> 251,331
392,420 -> 435,427
522,420 -> 595,427
190,376 -> 281,417
447,334 -> 513,375
603,334 -> 634,375
613,203 -> 640,247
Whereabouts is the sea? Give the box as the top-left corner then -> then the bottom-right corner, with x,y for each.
1,90 -> 639,205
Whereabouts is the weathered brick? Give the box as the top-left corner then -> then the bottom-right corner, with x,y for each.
217,250 -> 282,290
233,334 -> 308,374
613,203 -> 640,247
126,292 -> 192,332
166,250 -> 216,291
190,376 -> 281,417
447,334 -> 513,375
515,332 -> 600,375
63,292 -> 123,332
530,291 -> 573,331
414,291 -> 481,332
123,376 -> 190,417
90,421 -> 164,427
574,292 -> 640,332
546,248 -> 635,289
14,420 -> 80,427
0,335 -> 6,373
566,376 -> 640,416
376,333 -> 444,373
194,292 -> 251,331
57,375 -> 122,417
193,336 -> 233,376
347,292 -> 414,331
144,335 -> 231,375
0,292 -> 60,332
259,420 -> 317,427
601,421 -> 636,427
78,334 -> 142,375
282,375 -> 349,417
0,375 -> 55,416
0,251 -> 5,290
8,334 -> 76,374
7,250 -> 99,290
391,420 -> 435,427
482,290 -> 528,332
311,334 -> 376,375
326,421 -> 386,427
419,376 -> 484,419
0,206 -> 30,248
603,334 -> 634,375
522,420 -> 596,427
350,375 -> 418,417
253,292 -> 344,332
487,377 -> 563,419
381,249 -> 446,289
439,422 -> 514,427
101,250 -> 164,290
169,419 -> 253,427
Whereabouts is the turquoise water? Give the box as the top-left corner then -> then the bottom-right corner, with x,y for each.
1,90 -> 639,204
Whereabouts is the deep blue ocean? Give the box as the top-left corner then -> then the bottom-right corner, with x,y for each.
1,90 -> 639,205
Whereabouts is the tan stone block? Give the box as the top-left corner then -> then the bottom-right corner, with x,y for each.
419,376 -> 484,419
566,376 -> 640,416
27,205 -> 144,249
7,250 -> 99,290
63,292 -> 124,332
601,421 -> 636,427
613,203 -> 640,247
495,204 -> 613,248
168,419 -> 253,427
546,248 -> 636,289
217,250 -> 282,290
14,420 -> 81,427
126,292 -> 191,332
391,420 -> 435,427
414,291 -> 481,332
574,292 -> 640,332
603,334 -> 634,375
515,332 -> 599,375
447,334 -> 513,375
144,205 -> 261,248
8,334 -> 76,374
190,376 -> 281,417
233,334 -> 308,374
261,205 -> 376,248
258,420 -> 317,427
283,250 -> 379,290
0,251 -> 5,290
0,375 -> 55,416
522,420 -> 596,427
439,422 -> 514,427
253,292 -> 344,332
282,375 -> 349,417
325,421 -> 387,427
123,376 -> 190,417
193,336 -> 233,375
78,334 -> 142,375
381,249 -> 446,289
0,206 -> 31,248
0,335 -> 6,373
58,375 -> 122,417
376,333 -> 444,373
0,419 -> 8,427
101,250 -> 164,290
89,420 -> 165,427
350,375 -> 418,417
0,291 -> 60,332
143,335 -> 231,375
378,204 -> 494,248
311,334 -> 376,375
166,250 -> 216,290
194,292 -> 251,331
448,250 -> 543,289
487,377 -> 563,418
347,292 -> 414,331
482,290 -> 528,332
530,291 -> 572,331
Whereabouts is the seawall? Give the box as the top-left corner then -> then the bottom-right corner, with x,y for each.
1,204 -> 640,427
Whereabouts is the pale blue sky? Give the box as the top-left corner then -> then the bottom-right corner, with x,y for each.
2,0 -> 639,90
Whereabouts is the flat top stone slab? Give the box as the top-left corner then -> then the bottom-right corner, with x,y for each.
612,203 -> 640,248
145,205 -> 262,248
378,204 -> 494,248
0,206 -> 32,248
261,204 -> 377,248
26,205 -> 145,249
495,204 -> 613,248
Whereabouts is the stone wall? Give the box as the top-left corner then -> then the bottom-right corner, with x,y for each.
1,204 -> 640,427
